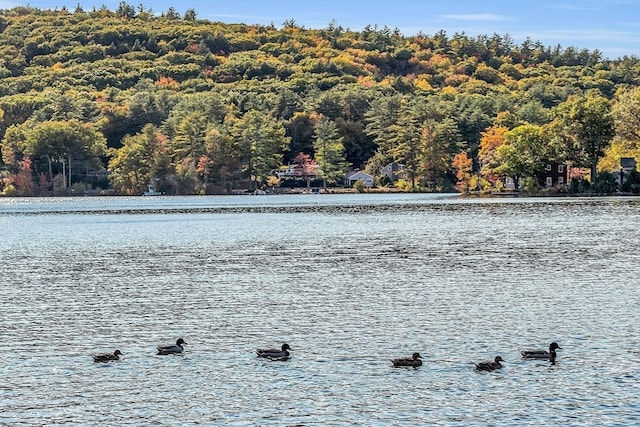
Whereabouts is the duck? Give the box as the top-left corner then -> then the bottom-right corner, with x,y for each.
521,342 -> 562,360
93,349 -> 122,363
391,352 -> 423,368
157,338 -> 187,355
475,356 -> 505,371
256,343 -> 291,360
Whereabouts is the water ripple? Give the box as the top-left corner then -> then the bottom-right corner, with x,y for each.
1,195 -> 639,425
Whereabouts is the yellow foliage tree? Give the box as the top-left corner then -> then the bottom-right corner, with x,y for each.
452,151 -> 472,193
479,125 -> 508,184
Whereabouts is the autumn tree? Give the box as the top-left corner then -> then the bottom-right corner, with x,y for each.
293,152 -> 318,188
12,158 -> 34,196
600,87 -> 640,171
611,87 -> 640,163
478,125 -> 508,184
0,6 -> 637,196
452,151 -> 472,193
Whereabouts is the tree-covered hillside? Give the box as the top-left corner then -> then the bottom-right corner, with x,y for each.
0,4 -> 639,195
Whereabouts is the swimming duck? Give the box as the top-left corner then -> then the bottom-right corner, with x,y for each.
93,349 -> 122,363
521,342 -> 562,360
475,356 -> 505,371
157,338 -> 187,355
391,352 -> 423,368
256,343 -> 291,360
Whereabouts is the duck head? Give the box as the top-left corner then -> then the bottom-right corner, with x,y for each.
412,352 -> 422,360
494,356 -> 504,363
114,349 -> 123,356
176,338 -> 187,346
281,343 -> 291,351
550,342 -> 562,351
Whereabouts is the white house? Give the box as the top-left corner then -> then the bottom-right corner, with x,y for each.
346,171 -> 374,187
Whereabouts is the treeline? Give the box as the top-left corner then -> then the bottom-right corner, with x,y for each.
0,3 -> 639,196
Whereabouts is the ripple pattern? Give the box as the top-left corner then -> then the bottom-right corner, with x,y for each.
1,195 -> 639,425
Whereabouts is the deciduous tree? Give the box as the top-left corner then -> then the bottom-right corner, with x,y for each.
551,92 -> 615,183
452,151 -> 472,193
494,124 -> 548,188
108,124 -> 170,194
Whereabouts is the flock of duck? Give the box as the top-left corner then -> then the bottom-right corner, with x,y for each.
391,342 -> 562,371
93,339 -> 562,371
92,338 -> 188,362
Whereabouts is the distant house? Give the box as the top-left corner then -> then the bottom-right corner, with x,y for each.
346,171 -> 374,187
504,177 -> 517,190
275,163 -> 317,178
618,157 -> 637,186
380,162 -> 406,181
539,163 -> 568,187
621,157 -> 636,172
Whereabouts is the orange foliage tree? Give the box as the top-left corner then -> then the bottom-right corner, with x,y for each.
452,151 -> 472,193
14,158 -> 35,196
479,125 -> 508,184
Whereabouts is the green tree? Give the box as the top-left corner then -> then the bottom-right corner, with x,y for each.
174,158 -> 199,194
116,1 -> 136,18
2,119 -> 106,188
232,110 -> 289,189
172,112 -> 209,164
313,115 -> 350,188
1,124 -> 28,172
285,111 -> 315,163
551,92 -> 615,184
517,100 -> 549,125
183,9 -> 197,22
387,112 -> 421,190
494,124 -> 548,188
205,125 -> 240,191
108,124 -> 171,194
419,118 -> 463,191
613,87 -> 640,151
364,94 -> 404,163
601,87 -> 640,171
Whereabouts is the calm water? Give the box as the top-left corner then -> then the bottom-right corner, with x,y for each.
1,194 -> 639,426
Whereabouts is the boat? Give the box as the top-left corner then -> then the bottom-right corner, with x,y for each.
143,184 -> 162,196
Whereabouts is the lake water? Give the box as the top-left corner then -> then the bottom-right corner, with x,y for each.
1,193 -> 639,426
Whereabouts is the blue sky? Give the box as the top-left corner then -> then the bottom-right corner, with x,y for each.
2,0 -> 639,58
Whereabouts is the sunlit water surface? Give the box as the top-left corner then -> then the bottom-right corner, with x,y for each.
1,194 -> 638,426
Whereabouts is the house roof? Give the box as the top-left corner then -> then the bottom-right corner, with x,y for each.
621,157 -> 636,169
383,162 -> 405,171
347,171 -> 373,180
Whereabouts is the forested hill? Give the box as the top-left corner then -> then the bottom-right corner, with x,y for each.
0,4 -> 639,196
